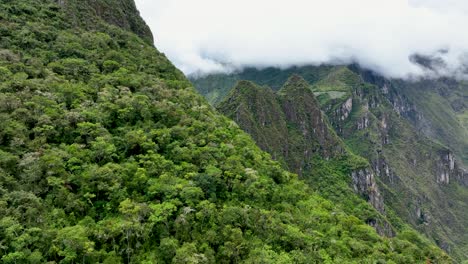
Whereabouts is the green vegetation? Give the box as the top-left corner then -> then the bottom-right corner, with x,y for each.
191,65 -> 335,105
390,79 -> 468,166
195,66 -> 468,261
0,0 -> 454,263
218,76 -> 397,237
312,68 -> 468,261
219,76 -> 346,175
312,66 -> 361,93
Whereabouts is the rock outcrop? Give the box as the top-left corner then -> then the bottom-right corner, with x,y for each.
338,97 -> 353,121
436,150 -> 468,186
351,168 -> 384,214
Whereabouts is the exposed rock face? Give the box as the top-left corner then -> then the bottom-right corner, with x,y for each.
382,84 -> 389,94
459,169 -> 468,186
372,158 -> 396,184
416,206 -> 430,225
436,150 -> 468,186
379,114 -> 390,145
357,113 -> 370,130
390,95 -> 415,116
313,66 -> 468,259
351,168 -> 384,214
337,97 -> 353,121
351,167 -> 394,236
354,74 -> 468,187
365,75 -> 468,168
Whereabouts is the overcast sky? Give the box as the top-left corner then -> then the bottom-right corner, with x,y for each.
135,0 -> 468,79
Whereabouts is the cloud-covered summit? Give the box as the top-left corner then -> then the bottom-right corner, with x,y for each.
136,0 -> 468,79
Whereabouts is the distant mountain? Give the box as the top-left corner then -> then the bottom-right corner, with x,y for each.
194,65 -> 468,261
191,65 -> 335,104
0,0 -> 451,263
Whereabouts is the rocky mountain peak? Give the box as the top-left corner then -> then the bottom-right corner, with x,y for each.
279,74 -> 312,94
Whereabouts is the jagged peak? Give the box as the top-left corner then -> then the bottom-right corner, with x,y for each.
220,80 -> 275,106
283,74 -> 310,88
235,80 -> 259,90
278,74 -> 316,98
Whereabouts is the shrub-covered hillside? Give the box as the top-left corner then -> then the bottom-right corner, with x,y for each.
193,65 -> 468,262
0,0 -> 450,263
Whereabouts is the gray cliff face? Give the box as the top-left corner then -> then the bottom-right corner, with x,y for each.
372,80 -> 468,187
351,168 -> 384,213
436,150 -> 468,186
331,97 -> 353,134
332,97 -> 352,134
370,79 -> 467,187
356,112 -> 370,130
358,70 -> 468,168
372,158 -> 396,185
339,97 -> 353,121
388,91 -> 418,118
351,168 -> 394,236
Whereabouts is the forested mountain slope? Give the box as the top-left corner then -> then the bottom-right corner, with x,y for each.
218,76 -> 345,175
346,65 -> 468,168
0,0 -> 451,263
217,76 -> 394,235
194,66 -> 468,261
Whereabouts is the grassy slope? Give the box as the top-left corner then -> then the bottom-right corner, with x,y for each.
390,79 -> 468,166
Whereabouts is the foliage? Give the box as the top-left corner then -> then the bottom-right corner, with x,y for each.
191,65 -> 335,105
0,0 -> 452,263
195,63 -> 468,262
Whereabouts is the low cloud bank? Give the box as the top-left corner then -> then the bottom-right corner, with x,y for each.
136,0 -> 468,79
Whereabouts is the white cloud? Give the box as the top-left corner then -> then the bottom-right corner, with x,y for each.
135,0 -> 468,79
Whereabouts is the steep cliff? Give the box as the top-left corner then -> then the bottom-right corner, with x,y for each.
350,65 -> 468,167
315,67 -> 468,260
